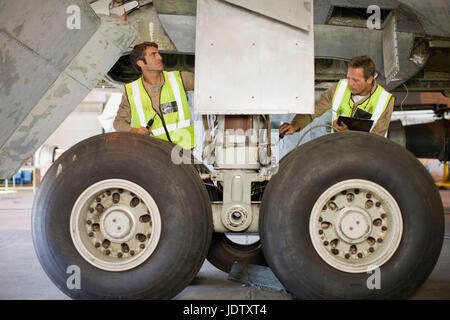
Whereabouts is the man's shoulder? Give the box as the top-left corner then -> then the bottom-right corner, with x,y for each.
126,77 -> 141,86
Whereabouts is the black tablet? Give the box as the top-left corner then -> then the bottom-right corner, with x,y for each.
337,116 -> 374,132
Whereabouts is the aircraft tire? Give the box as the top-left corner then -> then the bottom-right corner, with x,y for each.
32,132 -> 212,299
260,131 -> 444,299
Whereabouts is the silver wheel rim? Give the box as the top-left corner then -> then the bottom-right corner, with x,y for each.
70,179 -> 162,271
309,179 -> 403,273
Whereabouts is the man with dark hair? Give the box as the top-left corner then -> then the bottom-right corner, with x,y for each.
279,55 -> 394,137
114,42 -> 196,150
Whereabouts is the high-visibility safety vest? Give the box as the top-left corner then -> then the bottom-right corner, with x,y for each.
331,79 -> 393,133
125,71 -> 196,150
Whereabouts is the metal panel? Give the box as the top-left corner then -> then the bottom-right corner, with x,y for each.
383,13 -> 400,83
0,2 -> 136,178
223,0 -> 312,31
194,0 -> 314,115
314,24 -> 384,71
158,14 -> 196,53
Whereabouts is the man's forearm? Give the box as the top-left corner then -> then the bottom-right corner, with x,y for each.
113,118 -> 132,132
290,84 -> 336,132
113,93 -> 133,132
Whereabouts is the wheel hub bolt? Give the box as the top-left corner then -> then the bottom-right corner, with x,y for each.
369,247 -> 375,253
345,253 -> 350,259
331,249 -> 339,255
357,253 -> 363,258
231,211 -> 241,220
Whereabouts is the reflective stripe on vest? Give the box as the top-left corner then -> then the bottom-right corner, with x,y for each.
125,71 -> 196,149
331,79 -> 392,133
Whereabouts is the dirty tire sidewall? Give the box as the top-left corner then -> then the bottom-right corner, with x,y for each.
207,233 -> 267,273
32,133 -> 212,299
260,131 -> 444,299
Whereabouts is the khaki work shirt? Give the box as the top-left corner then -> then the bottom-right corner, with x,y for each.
114,71 -> 195,132
291,81 -> 394,137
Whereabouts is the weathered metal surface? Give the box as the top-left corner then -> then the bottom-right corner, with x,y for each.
314,24 -> 384,70
383,13 -> 400,83
129,4 -> 176,50
0,0 -> 137,178
315,0 -> 450,38
224,0 -> 312,31
158,14 -> 196,53
152,0 -> 197,15
194,0 -> 314,115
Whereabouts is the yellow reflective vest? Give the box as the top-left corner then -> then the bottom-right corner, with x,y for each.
331,79 -> 393,134
125,71 -> 196,150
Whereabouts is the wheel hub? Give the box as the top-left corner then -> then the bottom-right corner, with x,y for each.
309,179 -> 403,273
70,179 -> 162,272
101,207 -> 135,242
336,207 -> 372,243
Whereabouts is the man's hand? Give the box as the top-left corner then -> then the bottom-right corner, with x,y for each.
279,123 -> 296,136
332,119 -> 349,132
130,127 -> 151,135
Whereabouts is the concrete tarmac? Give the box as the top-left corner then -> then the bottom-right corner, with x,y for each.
0,189 -> 449,300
